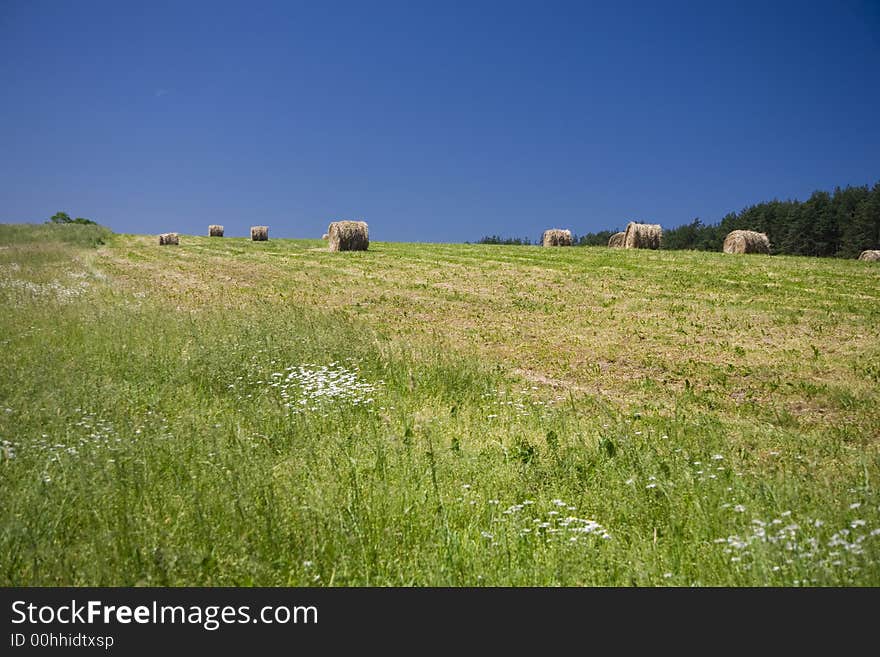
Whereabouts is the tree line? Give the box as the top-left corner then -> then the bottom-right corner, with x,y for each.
47,211 -> 98,226
662,182 -> 880,257
474,232 -> 617,246
477,182 -> 880,257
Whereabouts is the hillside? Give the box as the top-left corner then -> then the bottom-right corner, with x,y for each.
1,223 -> 879,585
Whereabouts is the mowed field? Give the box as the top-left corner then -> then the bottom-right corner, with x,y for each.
1,223 -> 879,585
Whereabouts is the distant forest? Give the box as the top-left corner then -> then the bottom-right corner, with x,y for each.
478,182 -> 880,257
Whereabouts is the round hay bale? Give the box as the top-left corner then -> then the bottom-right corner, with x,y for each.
608,231 -> 625,248
858,250 -> 880,262
328,220 -> 369,252
723,230 -> 770,254
158,232 -> 179,246
623,222 -> 662,249
321,233 -> 329,240
541,229 -> 572,247
208,224 -> 224,237
250,226 -> 268,241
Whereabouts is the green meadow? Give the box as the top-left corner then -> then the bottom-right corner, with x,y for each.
1,222 -> 878,585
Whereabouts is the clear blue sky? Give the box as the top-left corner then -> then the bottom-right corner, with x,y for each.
2,1 -> 879,242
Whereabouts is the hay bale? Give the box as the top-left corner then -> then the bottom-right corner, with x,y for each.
858,250 -> 880,262
723,230 -> 770,255
158,232 -> 179,245
321,233 -> 329,240
542,229 -> 572,247
328,220 -> 369,252
623,222 -> 662,249
608,231 -> 625,248
250,226 -> 268,241
208,224 -> 224,237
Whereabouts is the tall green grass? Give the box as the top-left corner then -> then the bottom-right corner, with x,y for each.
0,222 -> 112,248
0,225 -> 878,585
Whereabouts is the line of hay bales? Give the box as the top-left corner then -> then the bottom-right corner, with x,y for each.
541,229 -> 572,247
723,230 -> 770,254
328,220 -> 369,251
153,223 -> 876,262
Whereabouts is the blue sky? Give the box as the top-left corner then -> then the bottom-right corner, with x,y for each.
1,1 -> 878,242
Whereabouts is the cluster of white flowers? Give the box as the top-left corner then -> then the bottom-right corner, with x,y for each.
33,412 -> 125,464
826,527 -> 872,559
480,388 -> 565,420
26,415 -> 115,483
716,516 -> 803,557
1,439 -> 16,461
688,455 -> 727,483
242,362 -> 382,414
0,276 -> 91,302
481,495 -> 611,545
618,441 -> 737,495
714,504 -> 879,576
66,268 -> 104,281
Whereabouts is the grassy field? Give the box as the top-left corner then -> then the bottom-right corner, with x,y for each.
1,222 -> 879,586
